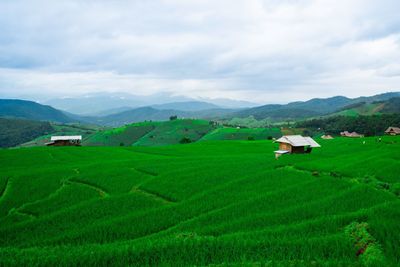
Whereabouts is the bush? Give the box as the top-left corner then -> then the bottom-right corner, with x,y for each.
179,137 -> 192,144
169,115 -> 178,121
247,136 -> 255,141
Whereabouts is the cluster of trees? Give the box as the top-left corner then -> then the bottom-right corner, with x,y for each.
296,114 -> 400,136
0,118 -> 54,148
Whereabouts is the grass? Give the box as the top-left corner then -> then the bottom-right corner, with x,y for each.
0,136 -> 399,266
200,127 -> 281,141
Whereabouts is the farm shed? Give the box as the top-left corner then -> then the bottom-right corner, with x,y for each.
46,136 -> 82,146
321,135 -> 334,139
385,127 -> 400,135
340,131 -> 363,138
274,135 -> 320,158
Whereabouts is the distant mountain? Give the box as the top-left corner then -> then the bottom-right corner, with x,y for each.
151,101 -> 220,111
44,92 -> 256,115
44,92 -> 198,115
89,106 -> 238,127
197,98 -> 258,108
0,99 -> 73,123
93,107 -> 191,127
232,92 -> 400,120
0,117 -> 54,148
44,92 -> 144,115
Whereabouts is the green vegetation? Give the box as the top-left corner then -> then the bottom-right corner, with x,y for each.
0,136 -> 399,266
21,123 -> 99,147
0,118 -> 54,148
82,119 -> 282,146
297,114 -> 400,136
83,121 -> 156,146
201,127 -> 281,141
0,99 -> 73,123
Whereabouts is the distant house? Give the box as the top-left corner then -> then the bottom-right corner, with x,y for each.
321,134 -> 334,139
385,127 -> 400,136
46,136 -> 82,146
340,131 -> 363,138
274,135 -> 321,158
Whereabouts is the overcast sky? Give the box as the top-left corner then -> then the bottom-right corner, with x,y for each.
1,0 -> 400,103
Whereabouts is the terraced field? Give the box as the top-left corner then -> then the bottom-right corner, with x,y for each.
0,136 -> 399,266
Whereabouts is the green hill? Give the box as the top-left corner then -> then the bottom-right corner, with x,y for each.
0,99 -> 73,123
21,123 -> 100,147
0,137 -> 399,266
326,97 -> 400,118
0,118 -> 54,148
231,93 -> 400,121
200,127 -> 281,141
133,119 -> 215,146
84,119 -> 217,146
83,121 -> 157,146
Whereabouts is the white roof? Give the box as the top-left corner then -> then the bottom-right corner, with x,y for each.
276,135 -> 321,148
51,135 -> 82,141
274,150 -> 290,154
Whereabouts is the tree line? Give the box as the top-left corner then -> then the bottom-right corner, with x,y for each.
296,114 -> 400,136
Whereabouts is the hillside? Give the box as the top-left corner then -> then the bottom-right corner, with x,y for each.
0,118 -> 54,148
83,122 -> 157,146
84,119 -> 217,146
296,114 -> 400,136
0,137 -> 399,266
232,92 -> 400,121
0,99 -> 73,123
83,119 -> 284,147
92,107 -> 190,127
200,127 -> 281,141
332,97 -> 400,117
88,107 -> 237,127
22,123 -> 100,147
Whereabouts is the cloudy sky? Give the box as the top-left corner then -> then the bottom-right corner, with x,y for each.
1,0 -> 400,103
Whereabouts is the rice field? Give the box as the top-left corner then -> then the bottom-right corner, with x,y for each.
0,136 -> 399,266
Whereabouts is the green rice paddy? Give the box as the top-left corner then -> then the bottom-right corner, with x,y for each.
0,136 -> 399,266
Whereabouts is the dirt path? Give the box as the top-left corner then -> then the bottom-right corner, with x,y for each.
67,179 -> 109,198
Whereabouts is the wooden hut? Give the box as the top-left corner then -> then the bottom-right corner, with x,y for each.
321,134 -> 334,139
385,127 -> 400,136
46,136 -> 82,146
274,135 -> 321,158
340,131 -> 363,138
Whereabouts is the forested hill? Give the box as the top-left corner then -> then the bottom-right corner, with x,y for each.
231,93 -> 400,120
0,117 -> 54,148
0,99 -> 73,123
297,114 -> 400,136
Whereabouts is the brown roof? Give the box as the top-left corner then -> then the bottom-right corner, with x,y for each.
340,131 -> 363,137
385,127 -> 400,134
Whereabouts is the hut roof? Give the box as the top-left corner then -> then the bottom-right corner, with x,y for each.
321,135 -> 334,139
51,136 -> 82,141
276,135 -> 321,148
385,127 -> 400,134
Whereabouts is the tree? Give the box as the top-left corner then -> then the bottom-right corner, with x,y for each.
179,137 -> 192,144
169,115 -> 178,121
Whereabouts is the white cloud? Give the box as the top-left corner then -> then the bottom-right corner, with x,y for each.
0,0 -> 399,103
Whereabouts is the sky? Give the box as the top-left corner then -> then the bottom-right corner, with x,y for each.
0,0 -> 400,104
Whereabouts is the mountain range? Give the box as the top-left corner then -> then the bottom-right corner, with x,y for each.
1,92 -> 399,127
44,92 -> 257,115
232,93 -> 400,120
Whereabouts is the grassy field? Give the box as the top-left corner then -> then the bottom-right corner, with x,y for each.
0,136 -> 399,266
